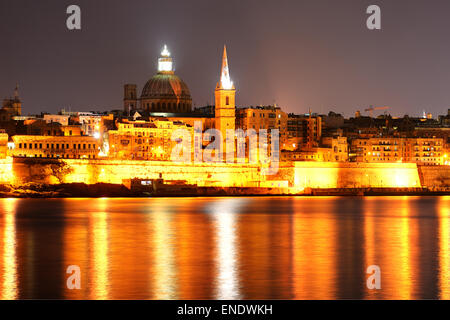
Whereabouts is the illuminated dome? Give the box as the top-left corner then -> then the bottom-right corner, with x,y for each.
140,45 -> 192,113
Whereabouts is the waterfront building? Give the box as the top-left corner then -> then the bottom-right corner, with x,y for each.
281,136 -> 348,162
107,118 -> 194,160
286,113 -> 322,149
43,114 -> 70,126
236,105 -> 287,140
23,119 -> 83,136
72,112 -> 111,138
351,137 -> 444,165
10,135 -> 99,159
235,106 -> 324,152
0,130 -> 8,159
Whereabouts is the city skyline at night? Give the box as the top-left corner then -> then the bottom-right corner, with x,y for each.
2,0 -> 450,117
3,0 -> 450,310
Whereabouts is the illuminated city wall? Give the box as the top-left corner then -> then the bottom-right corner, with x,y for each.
418,166 -> 450,188
11,158 -> 262,187
0,158 -> 14,184
5,157 -> 432,190
289,162 -> 422,189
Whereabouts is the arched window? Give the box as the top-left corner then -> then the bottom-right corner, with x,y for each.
226,96 -> 230,105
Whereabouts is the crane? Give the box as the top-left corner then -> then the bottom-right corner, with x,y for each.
364,105 -> 390,118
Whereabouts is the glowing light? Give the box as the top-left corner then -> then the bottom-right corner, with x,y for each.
219,45 -> 233,90
93,132 -> 100,139
151,203 -> 177,299
158,45 -> 173,73
395,172 -> 409,187
438,197 -> 450,299
89,200 -> 109,299
161,45 -> 170,57
292,197 -> 337,299
1,199 -> 18,300
0,158 -> 14,186
210,198 -> 242,300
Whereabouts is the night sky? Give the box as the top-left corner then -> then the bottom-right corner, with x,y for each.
1,0 -> 450,117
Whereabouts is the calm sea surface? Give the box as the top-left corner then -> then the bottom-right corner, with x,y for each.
0,196 -> 449,300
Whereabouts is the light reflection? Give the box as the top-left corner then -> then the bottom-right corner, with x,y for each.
438,196 -> 450,299
1,197 -> 450,299
292,198 -> 337,299
210,198 -> 242,300
1,199 -> 18,300
397,197 -> 412,300
363,197 -> 412,299
89,199 -> 109,299
151,201 -> 178,299
63,200 -> 88,299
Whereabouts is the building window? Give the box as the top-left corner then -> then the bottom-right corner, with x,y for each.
226,96 -> 230,105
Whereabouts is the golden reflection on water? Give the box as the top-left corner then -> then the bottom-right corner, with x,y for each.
292,197 -> 338,299
0,199 -> 18,300
438,196 -> 450,299
150,200 -> 178,299
363,197 -> 413,299
89,199 -> 109,299
1,196 -> 450,299
63,200 -> 88,300
210,198 -> 242,300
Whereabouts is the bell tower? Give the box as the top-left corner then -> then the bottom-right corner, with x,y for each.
215,45 -> 235,142
123,84 -> 137,114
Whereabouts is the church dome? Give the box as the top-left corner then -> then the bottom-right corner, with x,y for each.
141,74 -> 191,102
139,45 -> 192,113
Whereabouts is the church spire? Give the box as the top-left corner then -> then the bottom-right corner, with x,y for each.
218,45 -> 233,90
14,83 -> 20,101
